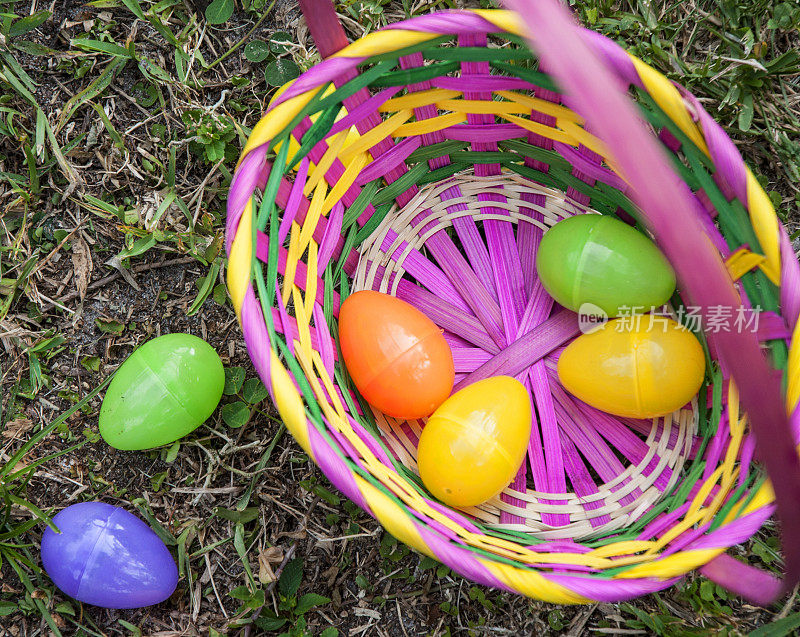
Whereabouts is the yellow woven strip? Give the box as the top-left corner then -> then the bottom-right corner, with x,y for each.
322,151 -> 369,216
628,55 -> 709,155
687,465 -> 726,517
557,119 -> 612,161
379,88 -> 461,112
295,348 -> 386,470
471,9 -> 525,36
281,222 -> 301,306
294,349 -> 346,430
392,112 -> 466,137
494,90 -> 584,124
484,561 -> 591,604
304,129 -> 351,196
720,478 -> 774,526
298,182 -> 328,255
355,475 -> 434,557
227,198 -> 253,319
740,480 -> 775,516
304,241 -> 318,321
616,548 -> 724,579
725,248 -> 767,281
331,30 -> 438,60
496,113 -> 577,146
269,348 -> 312,458
292,289 -> 315,369
722,382 -> 745,487
589,541 -> 654,558
238,86 -> 325,166
788,320 -> 800,412
745,169 -> 781,284
311,351 -> 352,426
338,109 -> 414,163
700,467 -> 739,526
437,99 -> 529,116
643,508 -> 707,555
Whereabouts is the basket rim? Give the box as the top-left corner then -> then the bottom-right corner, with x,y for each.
225,8 -> 799,603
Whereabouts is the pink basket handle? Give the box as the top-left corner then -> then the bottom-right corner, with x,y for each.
297,0 -> 799,603
298,0 -> 348,59
503,0 -> 799,603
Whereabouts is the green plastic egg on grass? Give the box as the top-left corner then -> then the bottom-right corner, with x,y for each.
536,214 -> 676,317
99,334 -> 224,450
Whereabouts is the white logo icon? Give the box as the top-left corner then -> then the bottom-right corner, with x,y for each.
578,303 -> 608,334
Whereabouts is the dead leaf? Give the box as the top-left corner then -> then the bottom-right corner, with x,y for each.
2,418 -> 34,440
258,551 -> 277,584
104,255 -> 140,291
71,235 -> 93,301
258,546 -> 285,584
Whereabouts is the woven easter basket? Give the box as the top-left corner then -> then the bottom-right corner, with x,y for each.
226,0 -> 800,604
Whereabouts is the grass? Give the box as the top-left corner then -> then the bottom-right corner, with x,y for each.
0,0 -> 799,634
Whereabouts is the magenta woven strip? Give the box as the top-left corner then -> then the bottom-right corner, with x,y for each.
396,283 -> 501,354
356,137 -> 422,185
548,573 -> 679,602
559,434 -> 611,528
326,87 -> 402,139
443,123 -> 527,143
780,228 -> 800,331
226,145 -> 267,253
278,157 -> 310,245
317,201 -> 345,276
419,525 -> 511,592
553,387 -> 641,507
455,309 -> 580,389
309,425 -> 371,512
554,142 -> 629,192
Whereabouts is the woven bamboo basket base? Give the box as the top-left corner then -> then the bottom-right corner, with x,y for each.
352,171 -> 698,540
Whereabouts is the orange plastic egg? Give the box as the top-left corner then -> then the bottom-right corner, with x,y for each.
339,290 -> 454,419
417,376 -> 532,507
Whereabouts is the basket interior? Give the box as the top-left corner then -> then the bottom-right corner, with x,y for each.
228,16 -> 791,587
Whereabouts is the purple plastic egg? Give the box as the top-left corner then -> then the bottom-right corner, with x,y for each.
41,502 -> 178,609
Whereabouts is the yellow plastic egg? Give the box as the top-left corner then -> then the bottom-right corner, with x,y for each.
557,318 -> 705,418
417,376 -> 532,508
269,81 -> 359,170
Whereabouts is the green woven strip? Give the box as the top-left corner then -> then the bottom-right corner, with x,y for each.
315,60 -> 398,117
371,162 -> 429,207
330,223 -> 358,284
254,142 -> 289,349
369,61 -> 461,88
287,103 -> 344,170
274,337 -> 323,422
636,91 -> 715,173
708,472 -> 759,533
424,47 -> 531,62
342,180 -> 380,230
323,262 -> 335,330
416,162 -> 463,186
268,83 -> 330,156
406,140 -> 470,164
715,474 -> 768,531
450,150 -> 520,164
361,35 -> 452,65
489,61 -> 560,92
509,163 -> 615,215
499,139 -> 573,173
355,203 -> 393,245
